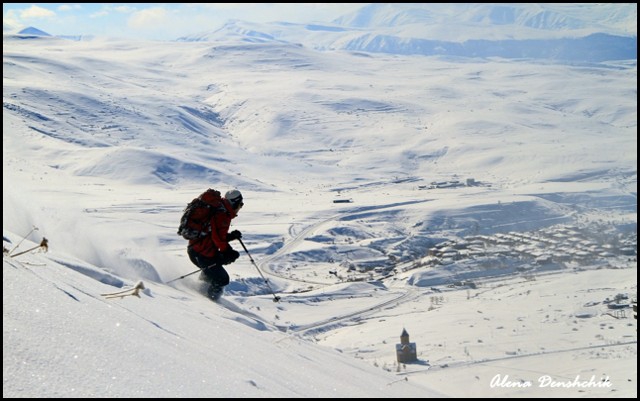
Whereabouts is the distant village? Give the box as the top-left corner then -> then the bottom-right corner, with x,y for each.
425,224 -> 636,268
343,222 -> 636,284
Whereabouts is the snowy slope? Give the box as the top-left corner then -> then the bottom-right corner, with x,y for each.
3,17 -> 637,398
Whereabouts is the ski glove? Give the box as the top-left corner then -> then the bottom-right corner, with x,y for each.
227,230 -> 242,242
221,247 -> 240,265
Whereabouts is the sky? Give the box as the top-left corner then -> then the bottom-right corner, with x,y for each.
2,3 -> 363,40
3,4 -> 637,398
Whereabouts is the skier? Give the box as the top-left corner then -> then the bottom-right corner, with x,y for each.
186,189 -> 244,300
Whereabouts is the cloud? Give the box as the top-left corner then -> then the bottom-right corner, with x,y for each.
114,5 -> 137,14
128,7 -> 170,29
183,3 -> 363,24
3,10 -> 22,30
57,4 -> 82,12
21,5 -> 56,20
88,10 -> 108,19
3,5 -> 55,29
87,4 -> 136,20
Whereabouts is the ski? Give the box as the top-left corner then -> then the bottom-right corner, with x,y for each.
101,281 -> 145,299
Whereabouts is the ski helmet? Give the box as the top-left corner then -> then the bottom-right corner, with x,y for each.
225,189 -> 244,209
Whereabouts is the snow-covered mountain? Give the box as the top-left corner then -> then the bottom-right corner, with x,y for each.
16,26 -> 51,36
178,3 -> 637,62
333,3 -> 636,34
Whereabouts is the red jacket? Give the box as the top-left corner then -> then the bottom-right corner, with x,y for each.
188,198 -> 238,257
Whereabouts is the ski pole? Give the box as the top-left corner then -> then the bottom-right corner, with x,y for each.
238,238 -> 281,302
9,226 -> 39,255
165,269 -> 201,284
10,238 -> 49,258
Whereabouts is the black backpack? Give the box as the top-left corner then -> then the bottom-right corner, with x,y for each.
177,189 -> 226,240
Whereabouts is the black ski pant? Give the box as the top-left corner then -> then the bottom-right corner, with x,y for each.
187,246 -> 230,290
